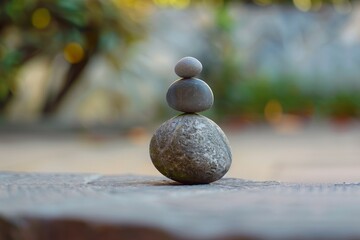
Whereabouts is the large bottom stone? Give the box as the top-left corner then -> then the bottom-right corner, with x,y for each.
149,113 -> 232,184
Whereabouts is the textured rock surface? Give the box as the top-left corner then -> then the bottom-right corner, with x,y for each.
2,172 -> 360,240
166,78 -> 214,113
149,114 -> 231,184
174,56 -> 202,78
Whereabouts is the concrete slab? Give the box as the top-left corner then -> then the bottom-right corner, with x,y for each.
1,172 -> 360,239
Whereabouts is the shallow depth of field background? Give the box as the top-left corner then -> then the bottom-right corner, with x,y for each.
1,0 -> 359,183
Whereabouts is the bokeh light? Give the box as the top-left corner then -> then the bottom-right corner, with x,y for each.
32,8 -> 51,29
264,99 -> 283,124
63,43 -> 85,64
153,0 -> 190,9
293,0 -> 312,12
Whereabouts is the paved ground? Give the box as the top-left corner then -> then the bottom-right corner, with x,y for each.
1,172 -> 360,240
1,122 -> 359,183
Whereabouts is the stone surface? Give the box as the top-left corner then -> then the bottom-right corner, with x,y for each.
149,114 -> 231,184
174,56 -> 202,78
2,172 -> 360,240
166,78 -> 214,113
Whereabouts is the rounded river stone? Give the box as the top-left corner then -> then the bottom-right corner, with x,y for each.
166,78 -> 214,113
149,113 -> 232,184
174,57 -> 202,78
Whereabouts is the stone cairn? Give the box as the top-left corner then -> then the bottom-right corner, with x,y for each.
149,57 -> 232,184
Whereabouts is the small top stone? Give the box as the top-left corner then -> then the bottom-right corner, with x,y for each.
174,56 -> 202,78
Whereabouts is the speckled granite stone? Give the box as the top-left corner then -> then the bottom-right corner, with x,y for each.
149,113 -> 232,184
166,78 -> 214,113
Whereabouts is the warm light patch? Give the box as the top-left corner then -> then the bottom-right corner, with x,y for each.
32,8 -> 51,29
293,0 -> 311,12
264,99 -> 283,124
153,0 -> 190,8
311,0 -> 322,11
153,0 -> 168,7
171,0 -> 190,9
127,127 -> 149,145
63,43 -> 85,64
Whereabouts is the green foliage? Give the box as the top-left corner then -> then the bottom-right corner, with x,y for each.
321,92 -> 360,119
208,73 -> 360,122
203,3 -> 360,122
0,0 -> 146,113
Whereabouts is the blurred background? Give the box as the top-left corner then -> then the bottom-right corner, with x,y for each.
0,0 -> 359,183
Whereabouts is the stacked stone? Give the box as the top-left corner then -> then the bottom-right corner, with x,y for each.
150,57 -> 232,184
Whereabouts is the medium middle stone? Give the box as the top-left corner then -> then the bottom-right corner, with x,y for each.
166,78 -> 214,113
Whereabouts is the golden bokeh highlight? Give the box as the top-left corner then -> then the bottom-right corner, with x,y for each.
264,99 -> 283,124
293,0 -> 312,12
63,43 -> 85,64
153,0 -> 167,6
32,8 -> 51,29
311,0 -> 323,11
171,0 -> 190,9
113,0 -> 149,8
111,0 -> 154,22
153,0 -> 190,8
